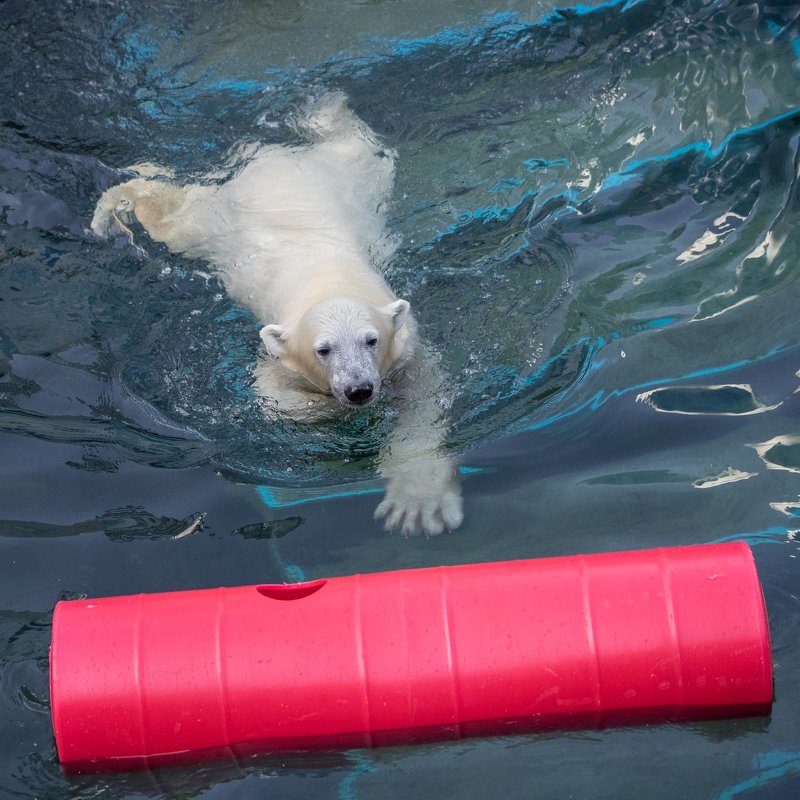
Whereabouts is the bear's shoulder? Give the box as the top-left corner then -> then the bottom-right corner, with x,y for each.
253,356 -> 341,420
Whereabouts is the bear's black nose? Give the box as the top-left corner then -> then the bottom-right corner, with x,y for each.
345,383 -> 374,405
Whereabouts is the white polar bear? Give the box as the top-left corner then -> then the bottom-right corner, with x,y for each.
91,93 -> 463,536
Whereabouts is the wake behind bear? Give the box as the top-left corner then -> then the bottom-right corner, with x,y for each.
91,93 -> 463,536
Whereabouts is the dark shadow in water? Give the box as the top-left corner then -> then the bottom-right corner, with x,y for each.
231,517 -> 305,540
0,508 -> 201,542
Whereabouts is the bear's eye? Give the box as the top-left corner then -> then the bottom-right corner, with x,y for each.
366,335 -> 378,347
316,345 -> 331,357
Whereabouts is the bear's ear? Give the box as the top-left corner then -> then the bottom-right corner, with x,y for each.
260,324 -> 287,358
381,299 -> 411,331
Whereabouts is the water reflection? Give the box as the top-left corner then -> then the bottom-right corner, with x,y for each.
750,435 -> 800,474
636,384 -> 779,416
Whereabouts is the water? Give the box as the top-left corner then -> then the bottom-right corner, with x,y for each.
2,0 -> 800,797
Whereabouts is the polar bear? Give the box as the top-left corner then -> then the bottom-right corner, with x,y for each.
91,93 -> 462,536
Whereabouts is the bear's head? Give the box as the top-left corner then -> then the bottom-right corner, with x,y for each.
259,296 -> 413,408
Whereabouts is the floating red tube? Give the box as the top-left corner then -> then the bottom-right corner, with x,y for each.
50,541 -> 772,772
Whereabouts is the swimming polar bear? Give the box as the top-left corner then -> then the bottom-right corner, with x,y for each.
91,93 -> 463,536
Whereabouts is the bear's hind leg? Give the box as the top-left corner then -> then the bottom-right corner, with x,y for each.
91,176 -> 188,249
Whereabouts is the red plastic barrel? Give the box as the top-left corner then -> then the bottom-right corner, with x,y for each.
50,542 -> 772,772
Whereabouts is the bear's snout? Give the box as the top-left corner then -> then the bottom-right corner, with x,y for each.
344,382 -> 374,405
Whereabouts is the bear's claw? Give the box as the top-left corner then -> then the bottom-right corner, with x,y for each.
376,461 -> 463,537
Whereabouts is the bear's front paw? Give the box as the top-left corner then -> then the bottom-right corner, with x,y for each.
375,458 -> 463,536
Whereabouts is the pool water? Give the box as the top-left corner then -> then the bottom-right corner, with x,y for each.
2,0 -> 800,797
